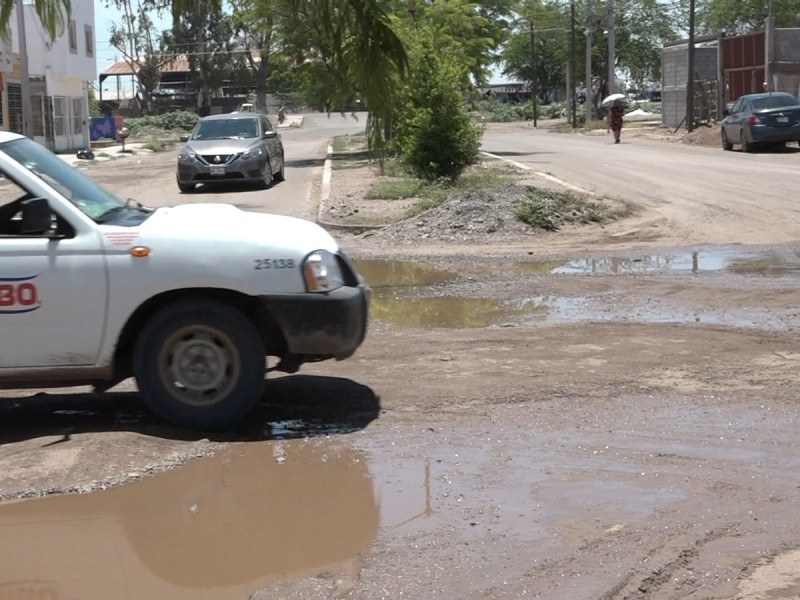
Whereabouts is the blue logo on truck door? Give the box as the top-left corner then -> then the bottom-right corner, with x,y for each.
0,275 -> 41,313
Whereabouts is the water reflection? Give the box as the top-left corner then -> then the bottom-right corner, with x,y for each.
0,440 -> 378,600
354,259 -> 459,288
518,249 -> 800,277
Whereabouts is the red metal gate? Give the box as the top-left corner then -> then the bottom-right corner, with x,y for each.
721,31 -> 765,102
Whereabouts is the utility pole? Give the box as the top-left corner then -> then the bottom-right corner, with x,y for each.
686,0 -> 695,132
765,0 -> 775,91
570,1 -> 577,127
585,0 -> 593,124
15,0 -> 32,138
530,21 -> 537,127
607,0 -> 615,94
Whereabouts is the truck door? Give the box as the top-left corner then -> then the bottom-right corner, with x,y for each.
0,192 -> 107,369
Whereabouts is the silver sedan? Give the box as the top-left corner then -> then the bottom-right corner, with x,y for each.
176,112 -> 285,193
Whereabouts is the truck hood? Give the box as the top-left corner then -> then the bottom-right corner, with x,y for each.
113,203 -> 339,253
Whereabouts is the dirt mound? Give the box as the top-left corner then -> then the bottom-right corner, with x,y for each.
369,185 -> 534,244
367,185 -> 628,245
683,124 -> 722,147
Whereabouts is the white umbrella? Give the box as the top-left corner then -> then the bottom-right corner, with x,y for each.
601,93 -> 627,107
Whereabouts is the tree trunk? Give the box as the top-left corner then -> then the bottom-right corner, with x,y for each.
254,55 -> 269,113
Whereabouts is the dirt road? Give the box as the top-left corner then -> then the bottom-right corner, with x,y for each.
2,121 -> 800,599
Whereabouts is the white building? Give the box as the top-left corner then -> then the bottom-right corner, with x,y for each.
4,2 -> 96,151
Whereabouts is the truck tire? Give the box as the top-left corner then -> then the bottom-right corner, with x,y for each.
133,301 -> 265,429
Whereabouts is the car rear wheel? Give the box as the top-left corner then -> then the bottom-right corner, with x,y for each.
178,181 -> 196,193
740,132 -> 753,153
133,300 -> 266,429
721,129 -> 733,151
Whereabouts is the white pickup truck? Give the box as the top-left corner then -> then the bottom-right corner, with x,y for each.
0,132 -> 369,429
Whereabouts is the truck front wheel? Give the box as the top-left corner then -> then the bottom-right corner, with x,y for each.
133,301 -> 266,429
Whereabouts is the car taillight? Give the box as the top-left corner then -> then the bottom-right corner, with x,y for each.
748,113 -> 761,124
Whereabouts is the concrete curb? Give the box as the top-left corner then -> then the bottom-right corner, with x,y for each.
480,150 -> 596,196
315,144 -> 389,233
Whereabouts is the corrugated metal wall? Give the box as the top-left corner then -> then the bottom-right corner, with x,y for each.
721,32 -> 765,102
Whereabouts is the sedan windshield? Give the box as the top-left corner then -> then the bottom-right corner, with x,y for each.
191,118 -> 260,140
752,95 -> 800,110
0,137 -> 124,222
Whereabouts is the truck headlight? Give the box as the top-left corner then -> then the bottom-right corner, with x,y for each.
303,250 -> 344,292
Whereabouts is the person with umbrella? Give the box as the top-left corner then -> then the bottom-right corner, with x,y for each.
602,93 -> 626,144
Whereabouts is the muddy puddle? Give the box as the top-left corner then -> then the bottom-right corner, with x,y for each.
357,253 -> 800,330
0,409 -> 697,600
0,438 -> 378,600
518,248 -> 800,277
5,395 -> 797,599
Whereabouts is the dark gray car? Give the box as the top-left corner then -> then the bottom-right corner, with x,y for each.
720,92 -> 800,153
176,112 -> 285,192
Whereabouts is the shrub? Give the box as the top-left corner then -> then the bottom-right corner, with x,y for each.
125,111 -> 199,135
395,36 -> 484,182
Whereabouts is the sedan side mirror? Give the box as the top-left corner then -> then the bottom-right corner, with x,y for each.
722,109 -> 730,117
264,131 -> 277,139
179,134 -> 189,142
21,197 -> 53,235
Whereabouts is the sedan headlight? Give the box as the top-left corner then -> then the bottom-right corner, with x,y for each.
242,147 -> 264,160
178,151 -> 196,162
303,250 -> 344,292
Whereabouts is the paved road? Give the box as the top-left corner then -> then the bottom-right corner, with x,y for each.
482,125 -> 800,246
89,112 -> 367,222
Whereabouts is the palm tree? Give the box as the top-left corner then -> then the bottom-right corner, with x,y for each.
0,0 -> 71,40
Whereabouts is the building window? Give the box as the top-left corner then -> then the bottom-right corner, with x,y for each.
68,20 -> 77,53
31,95 -> 45,137
53,96 -> 66,136
7,83 -> 21,134
84,25 -> 93,57
72,98 -> 82,134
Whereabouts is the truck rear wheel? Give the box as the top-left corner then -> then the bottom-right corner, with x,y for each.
133,301 -> 265,429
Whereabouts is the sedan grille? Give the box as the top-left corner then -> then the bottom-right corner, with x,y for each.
199,154 -> 234,165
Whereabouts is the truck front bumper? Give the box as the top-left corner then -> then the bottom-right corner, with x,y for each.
259,283 -> 369,361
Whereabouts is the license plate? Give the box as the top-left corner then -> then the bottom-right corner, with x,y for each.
777,116 -> 789,123
210,166 -> 226,176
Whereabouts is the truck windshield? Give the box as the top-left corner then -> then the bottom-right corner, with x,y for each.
0,137 -> 124,222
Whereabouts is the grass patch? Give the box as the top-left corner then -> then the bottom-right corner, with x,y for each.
625,121 -> 660,129
332,134 -> 367,152
365,178 -> 423,200
141,139 -> 170,152
515,188 -> 632,231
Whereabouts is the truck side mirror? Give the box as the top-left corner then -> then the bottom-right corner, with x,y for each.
21,197 -> 53,235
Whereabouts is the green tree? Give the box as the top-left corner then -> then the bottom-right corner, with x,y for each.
395,0 -> 517,85
695,0 -> 800,33
0,0 -> 71,40
395,30 -> 484,181
501,0 -> 570,103
107,0 -> 171,114
278,0 -> 408,155
614,0 -> 678,87
231,0 -> 278,113
166,3 -> 238,113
